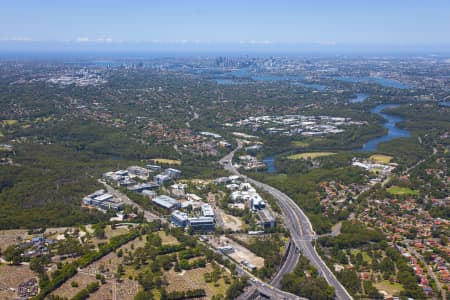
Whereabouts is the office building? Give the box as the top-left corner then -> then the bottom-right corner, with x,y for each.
201,204 -> 215,218
171,210 -> 189,227
152,195 -> 180,210
188,217 -> 215,232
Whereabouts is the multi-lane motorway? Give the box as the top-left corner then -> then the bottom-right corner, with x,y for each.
220,140 -> 352,300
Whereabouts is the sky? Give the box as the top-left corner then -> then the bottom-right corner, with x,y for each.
1,0 -> 450,53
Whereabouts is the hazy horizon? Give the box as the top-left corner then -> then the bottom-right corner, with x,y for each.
1,0 -> 450,55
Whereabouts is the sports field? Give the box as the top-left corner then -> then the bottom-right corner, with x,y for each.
152,158 -> 182,165
287,152 -> 336,160
387,186 -> 418,196
370,154 -> 393,164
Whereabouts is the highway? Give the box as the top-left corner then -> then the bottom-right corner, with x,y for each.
204,239 -> 305,300
270,240 -> 300,288
220,140 -> 353,300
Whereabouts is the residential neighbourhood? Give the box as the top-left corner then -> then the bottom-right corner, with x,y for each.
318,154 -> 450,299
1,26 -> 450,299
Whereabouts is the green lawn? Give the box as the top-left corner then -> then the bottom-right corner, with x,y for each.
291,141 -> 310,148
386,186 -> 419,196
351,249 -> 372,264
374,280 -> 404,296
369,154 -> 393,164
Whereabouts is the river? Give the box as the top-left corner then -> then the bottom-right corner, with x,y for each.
263,103 -> 411,172
350,93 -> 369,103
211,70 -> 327,90
337,76 -> 411,89
358,104 -> 411,151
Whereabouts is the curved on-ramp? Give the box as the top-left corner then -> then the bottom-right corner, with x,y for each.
220,141 -> 352,300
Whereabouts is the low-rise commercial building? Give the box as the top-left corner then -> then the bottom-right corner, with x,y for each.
82,190 -> 124,212
171,183 -> 187,197
258,209 -> 276,228
166,168 -> 182,179
186,193 -> 202,202
152,195 -> 180,210
127,182 -> 159,192
250,194 -> 266,210
146,164 -> 161,172
154,174 -> 172,185
171,210 -> 189,227
127,166 -> 150,178
201,204 -> 215,218
188,217 -> 215,232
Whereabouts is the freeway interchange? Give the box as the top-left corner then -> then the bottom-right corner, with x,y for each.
220,140 -> 352,300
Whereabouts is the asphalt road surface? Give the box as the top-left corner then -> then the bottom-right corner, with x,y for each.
204,239 -> 305,300
220,141 -> 353,300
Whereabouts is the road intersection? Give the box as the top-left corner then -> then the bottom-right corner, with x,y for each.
220,140 -> 352,300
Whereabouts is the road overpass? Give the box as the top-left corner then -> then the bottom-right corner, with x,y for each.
220,140 -> 352,300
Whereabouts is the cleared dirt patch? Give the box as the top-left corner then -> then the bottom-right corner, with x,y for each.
209,236 -> 264,269
52,234 -> 143,299
0,229 -> 28,250
221,212 -> 244,231
51,272 -> 97,299
165,263 -> 229,298
0,264 -> 36,300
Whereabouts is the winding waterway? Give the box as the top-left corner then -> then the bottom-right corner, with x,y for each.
350,93 -> 369,103
263,103 -> 411,172
337,76 -> 411,89
358,104 -> 411,151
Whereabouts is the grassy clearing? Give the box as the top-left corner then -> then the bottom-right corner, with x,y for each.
287,152 -> 336,160
1,120 -> 18,127
158,231 -> 179,245
374,280 -> 404,296
51,272 -> 96,299
206,277 -> 228,297
165,264 -> 229,298
291,141 -> 310,148
105,225 -> 130,239
151,158 -> 182,165
387,186 -> 419,196
350,249 -> 372,264
34,116 -> 54,123
370,154 -> 393,164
